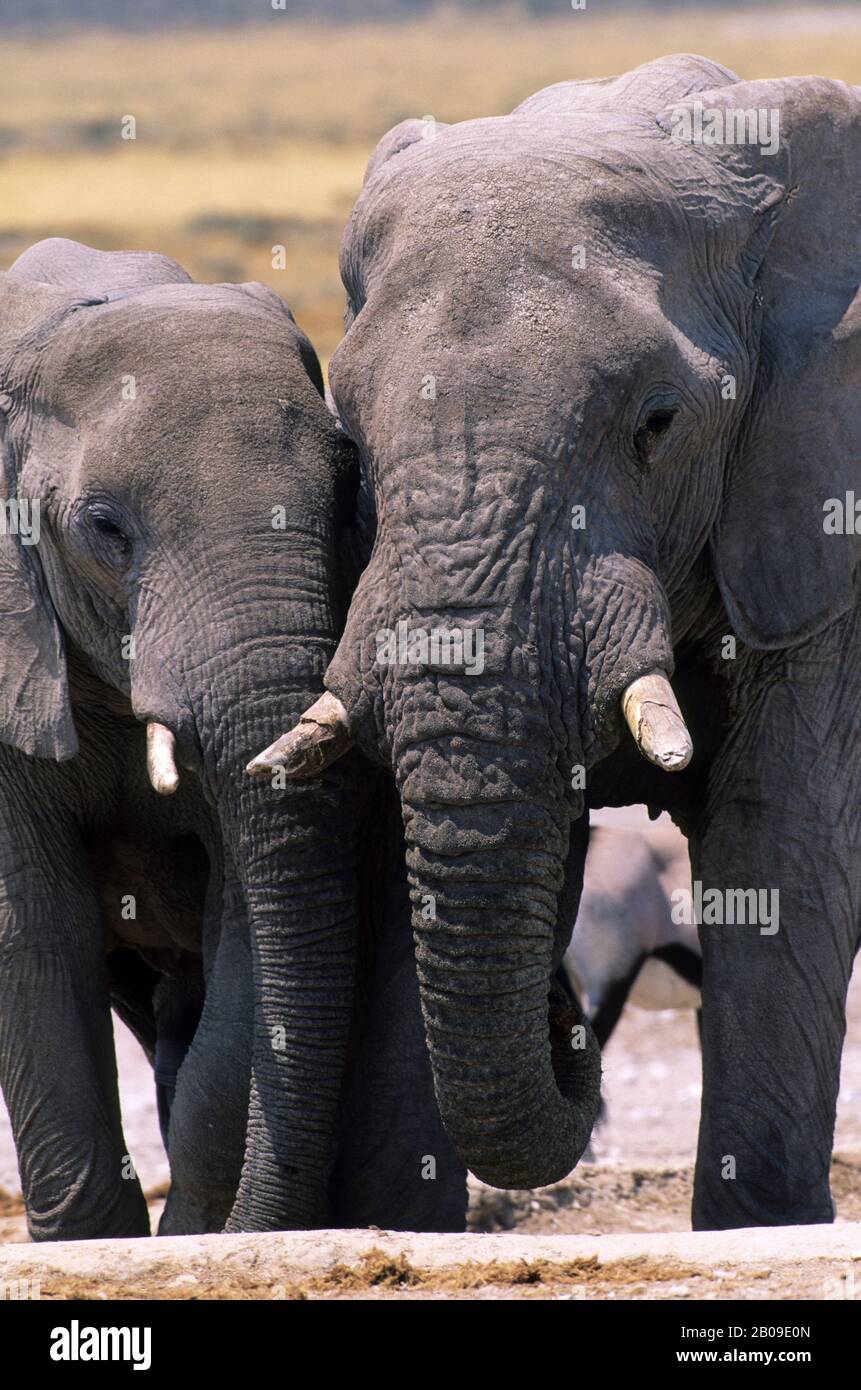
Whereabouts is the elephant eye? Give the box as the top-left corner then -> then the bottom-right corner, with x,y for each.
84,505 -> 133,562
633,406 -> 677,471
92,514 -> 125,541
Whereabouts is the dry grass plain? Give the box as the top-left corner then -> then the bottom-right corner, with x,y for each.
1,7 -> 860,361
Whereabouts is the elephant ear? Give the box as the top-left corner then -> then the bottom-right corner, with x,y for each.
663,78 -> 860,649
0,274 -> 105,759
0,463 -> 77,761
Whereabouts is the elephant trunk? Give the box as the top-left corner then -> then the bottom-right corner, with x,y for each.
208,662 -> 358,1232
221,738 -> 356,1230
135,544 -> 358,1231
394,694 -> 601,1190
384,550 -> 682,1188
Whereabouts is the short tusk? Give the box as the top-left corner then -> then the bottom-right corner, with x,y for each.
247,691 -> 354,779
621,669 -> 693,772
147,722 -> 180,795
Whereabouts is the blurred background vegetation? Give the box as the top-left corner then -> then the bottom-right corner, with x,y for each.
1,2 -> 859,363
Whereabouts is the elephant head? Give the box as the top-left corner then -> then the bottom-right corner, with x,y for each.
255,57 -> 861,1190
0,239 -> 361,1228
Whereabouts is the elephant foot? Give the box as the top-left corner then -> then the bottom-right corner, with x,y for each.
158,1187 -> 232,1236
28,1186 -> 151,1243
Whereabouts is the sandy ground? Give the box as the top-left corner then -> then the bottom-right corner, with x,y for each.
2,1222 -> 860,1302
1,809 -> 859,1298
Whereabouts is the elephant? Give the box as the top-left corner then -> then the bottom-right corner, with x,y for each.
0,237 -> 467,1240
561,817 -> 700,1050
255,55 -> 861,1230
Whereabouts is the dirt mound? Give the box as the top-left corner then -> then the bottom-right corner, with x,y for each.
3,1224 -> 859,1301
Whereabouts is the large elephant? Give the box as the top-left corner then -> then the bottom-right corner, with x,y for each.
0,237 -> 465,1239
257,56 -> 861,1229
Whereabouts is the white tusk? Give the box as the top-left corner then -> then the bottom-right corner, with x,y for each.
247,691 -> 354,779
147,722 -> 180,795
621,670 -> 693,772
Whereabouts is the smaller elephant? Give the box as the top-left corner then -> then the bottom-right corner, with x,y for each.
561,817 -> 700,1051
0,237 -> 359,1239
0,237 -> 467,1241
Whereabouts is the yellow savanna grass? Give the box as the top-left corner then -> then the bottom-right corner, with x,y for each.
1,9 -> 858,359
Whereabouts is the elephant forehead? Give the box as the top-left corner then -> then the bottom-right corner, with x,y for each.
332,268 -> 677,472
19,300 -> 337,501
355,116 -> 704,283
35,288 -> 316,417
340,157 -> 705,417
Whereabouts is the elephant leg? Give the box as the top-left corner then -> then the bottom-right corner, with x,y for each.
0,810 -> 149,1240
330,882 -> 469,1233
106,950 -> 204,1149
153,970 -> 205,1150
159,870 -> 252,1235
107,946 -> 159,1063
691,640 -> 861,1230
